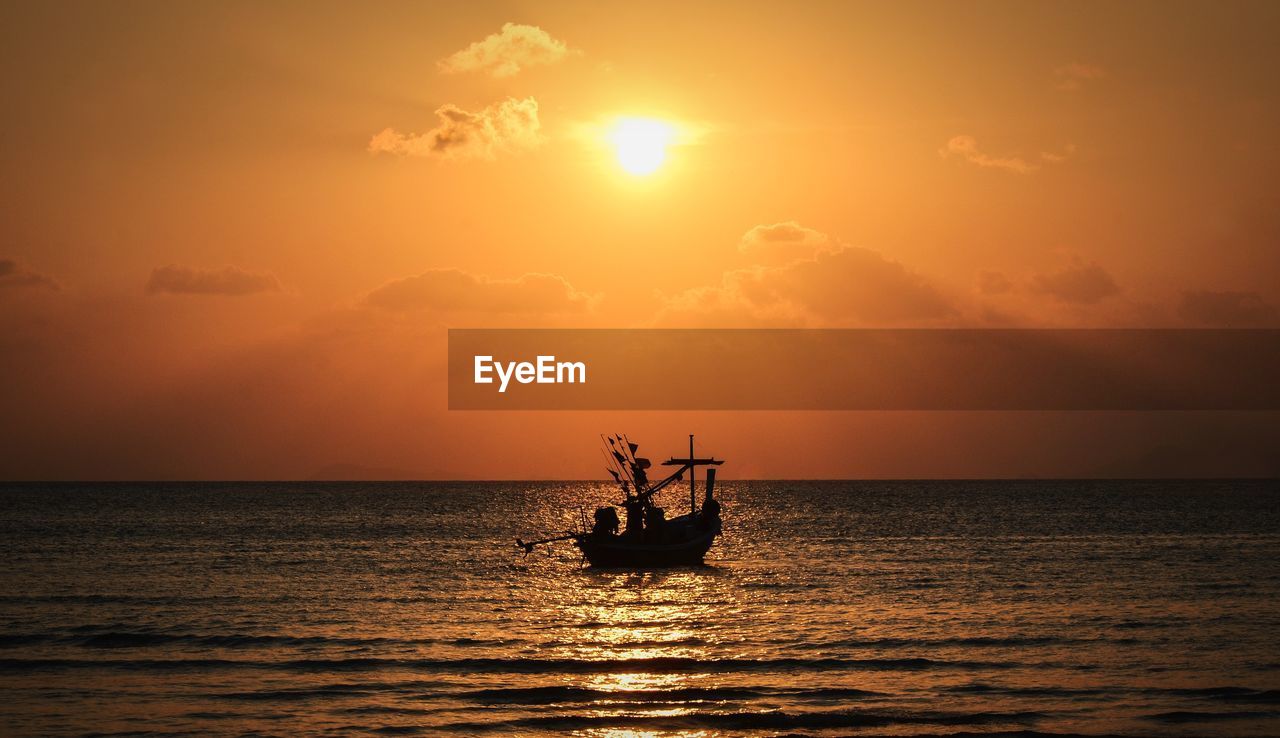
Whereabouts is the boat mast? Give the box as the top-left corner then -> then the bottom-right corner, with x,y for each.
659,440 -> 722,507
689,434 -> 696,515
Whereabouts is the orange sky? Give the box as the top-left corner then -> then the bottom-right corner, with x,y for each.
2,1 -> 1278,480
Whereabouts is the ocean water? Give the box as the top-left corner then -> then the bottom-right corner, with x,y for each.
1,480 -> 1278,737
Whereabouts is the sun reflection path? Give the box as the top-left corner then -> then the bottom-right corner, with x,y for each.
535,567 -> 745,736
507,485 -> 763,737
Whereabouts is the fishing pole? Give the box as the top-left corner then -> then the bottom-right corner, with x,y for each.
603,434 -> 636,483
600,448 -> 631,490
600,434 -> 633,483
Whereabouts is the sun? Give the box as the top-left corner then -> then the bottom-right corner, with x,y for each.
608,117 -> 674,176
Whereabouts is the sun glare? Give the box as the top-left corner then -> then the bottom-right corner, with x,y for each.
609,118 -> 673,176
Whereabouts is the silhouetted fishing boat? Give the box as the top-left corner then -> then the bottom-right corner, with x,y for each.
518,434 -> 723,568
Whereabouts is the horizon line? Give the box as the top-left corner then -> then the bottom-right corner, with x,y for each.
2,476 -> 1277,484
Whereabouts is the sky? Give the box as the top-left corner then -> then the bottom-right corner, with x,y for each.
2,0 -> 1278,480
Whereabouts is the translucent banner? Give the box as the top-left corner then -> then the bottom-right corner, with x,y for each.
448,329 -> 1280,410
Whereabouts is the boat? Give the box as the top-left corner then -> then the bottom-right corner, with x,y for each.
517,434 -> 724,568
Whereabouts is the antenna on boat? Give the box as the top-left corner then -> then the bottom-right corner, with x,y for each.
689,434 -> 696,515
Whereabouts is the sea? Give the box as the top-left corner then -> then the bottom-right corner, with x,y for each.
1,480 -> 1278,737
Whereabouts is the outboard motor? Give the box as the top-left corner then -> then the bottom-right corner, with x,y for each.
701,468 -> 721,531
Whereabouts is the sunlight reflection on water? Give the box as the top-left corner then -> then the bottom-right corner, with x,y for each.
1,480 -> 1278,736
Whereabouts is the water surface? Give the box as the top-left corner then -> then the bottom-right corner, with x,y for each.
2,480 -> 1278,736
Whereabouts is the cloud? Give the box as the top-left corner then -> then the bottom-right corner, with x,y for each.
146,265 -> 282,296
942,136 -> 1037,174
942,137 -> 1075,174
363,268 -> 597,314
1038,144 -> 1077,164
1177,290 -> 1277,326
438,23 -> 572,78
1055,62 -> 1107,91
976,270 -> 1013,295
663,225 -> 954,326
740,248 -> 954,322
0,258 -> 58,290
1031,260 -> 1120,304
369,97 -> 540,160
738,221 -> 837,263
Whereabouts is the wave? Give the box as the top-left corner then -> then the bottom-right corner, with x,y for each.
777,734 -> 1141,738
951,683 -> 1280,703
1170,686 -> 1280,703
457,684 -> 886,704
438,708 -> 1047,732
539,636 -> 709,648
793,635 -> 1134,650
947,683 -> 1113,698
0,630 -> 1120,652
567,619 -> 679,630
0,631 -> 512,650
0,654 -> 1044,674
1147,709 -> 1279,723
374,732 -> 1140,738
206,682 -> 888,705
213,681 -> 448,701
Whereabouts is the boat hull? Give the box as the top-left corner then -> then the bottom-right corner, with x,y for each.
576,530 -> 717,568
